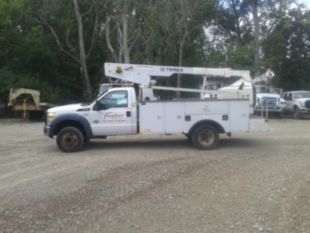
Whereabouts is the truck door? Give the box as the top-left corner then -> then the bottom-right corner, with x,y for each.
91,90 -> 135,136
283,93 -> 293,112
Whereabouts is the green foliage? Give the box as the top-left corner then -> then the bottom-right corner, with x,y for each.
263,7 -> 310,90
0,0 -> 309,105
0,68 -> 60,102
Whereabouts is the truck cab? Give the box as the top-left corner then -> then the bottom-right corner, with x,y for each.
282,91 -> 310,118
45,87 -> 138,151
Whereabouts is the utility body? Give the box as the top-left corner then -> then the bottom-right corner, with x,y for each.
44,63 -> 267,152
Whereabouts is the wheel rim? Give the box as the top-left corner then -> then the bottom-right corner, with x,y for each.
62,132 -> 78,150
198,129 -> 215,147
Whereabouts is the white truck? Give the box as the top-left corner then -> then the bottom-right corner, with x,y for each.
282,91 -> 310,118
249,69 -> 284,117
44,63 -> 267,152
254,85 -> 284,117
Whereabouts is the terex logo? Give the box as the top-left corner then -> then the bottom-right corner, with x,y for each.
161,67 -> 184,73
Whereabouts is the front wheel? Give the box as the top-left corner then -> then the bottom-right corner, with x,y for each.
191,125 -> 219,150
56,127 -> 84,152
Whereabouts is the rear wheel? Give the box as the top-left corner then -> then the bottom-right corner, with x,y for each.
56,127 -> 84,152
191,125 -> 219,150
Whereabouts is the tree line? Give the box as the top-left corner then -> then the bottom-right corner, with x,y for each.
0,0 -> 309,103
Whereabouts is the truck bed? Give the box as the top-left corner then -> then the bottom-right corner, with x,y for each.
139,99 -> 250,135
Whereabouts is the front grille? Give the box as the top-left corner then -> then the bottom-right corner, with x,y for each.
261,97 -> 277,107
305,100 -> 310,108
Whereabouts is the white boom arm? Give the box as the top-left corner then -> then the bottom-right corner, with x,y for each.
252,69 -> 275,85
104,63 -> 252,87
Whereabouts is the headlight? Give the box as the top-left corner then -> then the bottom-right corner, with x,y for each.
299,101 -> 305,107
47,112 -> 56,123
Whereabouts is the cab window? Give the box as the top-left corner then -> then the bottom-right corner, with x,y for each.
287,93 -> 293,101
99,90 -> 128,109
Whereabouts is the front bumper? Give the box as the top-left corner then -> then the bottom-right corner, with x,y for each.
44,125 -> 54,138
300,108 -> 310,113
254,106 -> 283,113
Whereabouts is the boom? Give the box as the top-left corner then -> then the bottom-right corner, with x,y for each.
252,69 -> 275,85
104,63 -> 256,112
104,63 -> 252,87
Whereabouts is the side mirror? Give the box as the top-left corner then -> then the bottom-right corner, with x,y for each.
94,101 -> 107,111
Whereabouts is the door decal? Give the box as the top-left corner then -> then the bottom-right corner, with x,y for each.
103,112 -> 125,122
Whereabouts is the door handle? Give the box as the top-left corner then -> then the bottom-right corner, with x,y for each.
126,111 -> 131,117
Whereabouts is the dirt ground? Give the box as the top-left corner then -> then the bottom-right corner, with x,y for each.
0,119 -> 310,233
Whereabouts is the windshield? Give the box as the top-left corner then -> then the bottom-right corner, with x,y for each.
99,85 -> 111,96
81,88 -> 110,106
294,91 -> 310,99
255,86 -> 281,94
81,95 -> 103,106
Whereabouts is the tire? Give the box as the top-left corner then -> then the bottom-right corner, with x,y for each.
191,125 -> 219,150
56,127 -> 84,152
84,136 -> 90,146
293,106 -> 301,119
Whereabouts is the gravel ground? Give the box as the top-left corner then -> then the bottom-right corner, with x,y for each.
0,119 -> 310,233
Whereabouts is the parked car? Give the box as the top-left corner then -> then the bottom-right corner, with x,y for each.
282,91 -> 310,118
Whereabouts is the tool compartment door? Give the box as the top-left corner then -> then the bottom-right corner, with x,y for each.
139,102 -> 165,134
164,102 -> 185,133
229,100 -> 249,132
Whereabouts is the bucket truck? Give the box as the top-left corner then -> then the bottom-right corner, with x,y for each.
44,63 -> 268,152
251,70 -> 284,116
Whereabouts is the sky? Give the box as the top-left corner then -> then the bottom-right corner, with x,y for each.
299,0 -> 310,6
